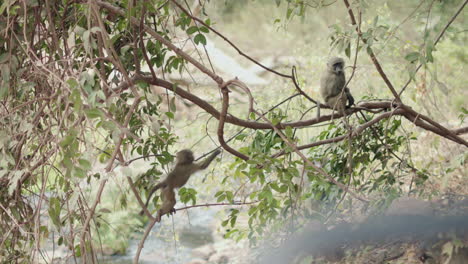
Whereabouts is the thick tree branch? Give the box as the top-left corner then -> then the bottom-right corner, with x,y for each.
136,75 -> 466,146
402,111 -> 468,147
400,105 -> 467,146
133,75 -> 390,128
453,126 -> 468,135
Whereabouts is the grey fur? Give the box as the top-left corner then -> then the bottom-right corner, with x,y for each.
320,57 -> 354,113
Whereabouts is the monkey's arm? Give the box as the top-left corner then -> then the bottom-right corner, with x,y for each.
345,87 -> 354,108
196,149 -> 221,170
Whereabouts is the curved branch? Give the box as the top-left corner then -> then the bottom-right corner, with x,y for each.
401,104 -> 467,146
127,177 -> 155,220
218,86 -> 250,160
131,75 -> 467,146
134,217 -> 158,264
291,66 -> 321,105
134,75 -> 391,129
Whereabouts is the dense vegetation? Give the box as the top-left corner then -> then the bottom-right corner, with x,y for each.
0,0 -> 466,263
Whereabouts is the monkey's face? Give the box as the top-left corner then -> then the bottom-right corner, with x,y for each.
176,149 -> 194,165
332,62 -> 344,74
327,57 -> 345,75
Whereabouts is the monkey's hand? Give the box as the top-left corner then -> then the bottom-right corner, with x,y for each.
155,208 -> 176,222
345,88 -> 355,109
156,209 -> 163,222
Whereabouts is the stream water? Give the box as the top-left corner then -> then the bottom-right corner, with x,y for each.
101,207 -> 218,264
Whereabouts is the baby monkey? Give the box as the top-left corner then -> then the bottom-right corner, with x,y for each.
320,57 -> 354,114
140,149 -> 221,222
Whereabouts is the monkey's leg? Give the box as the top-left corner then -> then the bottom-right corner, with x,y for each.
156,187 -> 177,222
139,182 -> 166,216
327,93 -> 347,116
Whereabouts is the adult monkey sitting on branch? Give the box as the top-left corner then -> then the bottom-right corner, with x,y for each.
320,57 -> 355,115
140,149 -> 221,222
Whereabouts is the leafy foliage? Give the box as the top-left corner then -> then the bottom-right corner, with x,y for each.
0,0 -> 465,261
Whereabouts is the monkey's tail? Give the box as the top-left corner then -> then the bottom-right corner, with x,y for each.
139,182 -> 166,216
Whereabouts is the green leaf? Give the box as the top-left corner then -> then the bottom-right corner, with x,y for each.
74,167 -> 86,178
48,197 -> 61,227
217,194 -> 226,202
78,159 -> 91,170
169,97 -> 177,112
194,34 -> 207,45
226,191 -> 234,203
425,42 -> 434,63
404,52 -> 420,62
286,8 -> 293,19
345,41 -> 351,58
165,111 -> 174,119
284,126 -> 293,138
85,108 -> 102,119
199,26 -> 209,33
186,26 -> 198,35
60,135 -> 75,147
373,15 -> 379,26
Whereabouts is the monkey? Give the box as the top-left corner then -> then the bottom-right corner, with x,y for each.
320,57 -> 355,115
140,149 -> 221,222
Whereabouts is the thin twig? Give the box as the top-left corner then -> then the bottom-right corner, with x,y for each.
342,0 -> 401,102
80,97 -> 142,256
170,0 -> 291,79
134,217 -> 158,264
399,0 -> 468,96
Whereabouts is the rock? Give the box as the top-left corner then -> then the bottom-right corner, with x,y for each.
448,246 -> 468,264
185,258 -> 208,264
191,244 -> 216,260
180,225 -> 214,248
208,252 -> 229,264
305,219 -> 325,233
386,197 -> 434,216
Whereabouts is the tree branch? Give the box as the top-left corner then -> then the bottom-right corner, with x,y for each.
170,0 -> 291,79
342,0 -> 401,102
218,86 -> 250,160
96,0 -> 224,85
252,109 -> 368,202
